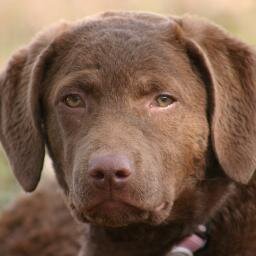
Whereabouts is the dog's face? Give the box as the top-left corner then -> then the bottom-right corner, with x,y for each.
1,12 -> 256,227
43,17 -> 209,226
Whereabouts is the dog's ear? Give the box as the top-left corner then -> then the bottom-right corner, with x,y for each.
175,16 -> 256,184
0,22 -> 70,192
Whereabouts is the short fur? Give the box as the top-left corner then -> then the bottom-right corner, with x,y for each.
0,11 -> 255,256
0,182 -> 83,256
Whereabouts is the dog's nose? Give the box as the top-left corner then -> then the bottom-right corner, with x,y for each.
88,154 -> 133,190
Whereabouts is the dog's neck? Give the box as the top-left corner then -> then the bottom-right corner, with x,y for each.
80,222 -> 191,256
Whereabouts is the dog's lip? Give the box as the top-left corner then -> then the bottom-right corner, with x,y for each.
72,199 -> 171,224
84,199 -> 169,214
86,199 -> 139,213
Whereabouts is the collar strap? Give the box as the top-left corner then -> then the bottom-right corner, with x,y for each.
170,225 -> 207,256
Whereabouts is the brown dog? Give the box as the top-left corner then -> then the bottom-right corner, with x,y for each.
0,11 -> 256,256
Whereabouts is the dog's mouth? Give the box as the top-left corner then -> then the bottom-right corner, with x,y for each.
88,200 -> 139,213
71,198 -> 171,227
88,200 -> 168,215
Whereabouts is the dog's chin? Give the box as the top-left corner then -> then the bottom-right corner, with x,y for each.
71,200 -> 172,227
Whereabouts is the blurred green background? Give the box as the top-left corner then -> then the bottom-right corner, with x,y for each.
0,0 -> 256,210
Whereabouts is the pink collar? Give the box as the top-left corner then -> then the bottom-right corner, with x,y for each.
170,225 -> 207,256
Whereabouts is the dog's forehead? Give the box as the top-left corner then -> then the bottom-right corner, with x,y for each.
48,13 -> 205,102
53,15 -> 185,86
78,11 -> 173,34
61,13 -> 179,74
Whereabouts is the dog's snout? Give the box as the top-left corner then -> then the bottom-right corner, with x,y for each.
88,154 -> 133,189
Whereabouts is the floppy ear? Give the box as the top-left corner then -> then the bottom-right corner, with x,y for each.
0,22 -> 70,192
176,16 -> 256,184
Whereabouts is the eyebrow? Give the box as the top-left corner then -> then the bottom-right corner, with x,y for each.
60,69 -> 99,90
135,79 -> 170,97
57,70 -> 101,93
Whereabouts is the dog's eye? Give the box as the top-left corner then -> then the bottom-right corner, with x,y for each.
64,94 -> 85,108
155,94 -> 175,108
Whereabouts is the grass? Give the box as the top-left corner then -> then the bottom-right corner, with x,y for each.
0,150 -> 21,210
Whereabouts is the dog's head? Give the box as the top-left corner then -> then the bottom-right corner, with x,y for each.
1,12 -> 256,227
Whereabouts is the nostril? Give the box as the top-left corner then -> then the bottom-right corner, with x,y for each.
115,169 -> 131,179
91,169 -> 105,180
88,154 -> 133,187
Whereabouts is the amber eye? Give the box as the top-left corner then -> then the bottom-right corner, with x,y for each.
64,94 -> 84,108
155,94 -> 175,108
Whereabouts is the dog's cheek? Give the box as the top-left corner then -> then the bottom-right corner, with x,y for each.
44,109 -> 76,193
166,125 -> 209,198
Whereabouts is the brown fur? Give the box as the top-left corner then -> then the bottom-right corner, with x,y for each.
0,181 -> 83,256
0,11 -> 256,255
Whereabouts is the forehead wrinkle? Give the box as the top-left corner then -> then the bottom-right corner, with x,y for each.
66,63 -> 101,74
133,74 -> 182,98
135,79 -> 168,97
52,69 -> 101,99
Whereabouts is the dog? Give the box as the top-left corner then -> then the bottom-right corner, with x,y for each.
0,11 -> 255,256
0,182 -> 83,256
